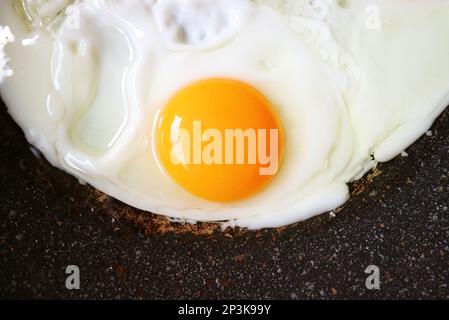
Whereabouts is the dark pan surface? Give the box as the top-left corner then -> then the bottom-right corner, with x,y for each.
0,99 -> 448,299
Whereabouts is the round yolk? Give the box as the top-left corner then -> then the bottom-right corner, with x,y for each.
156,79 -> 283,202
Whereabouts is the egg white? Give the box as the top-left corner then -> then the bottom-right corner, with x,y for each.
1,0 -> 449,229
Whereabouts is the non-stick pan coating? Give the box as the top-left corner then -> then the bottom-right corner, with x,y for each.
1,99 -> 448,299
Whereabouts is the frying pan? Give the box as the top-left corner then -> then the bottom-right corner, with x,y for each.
0,96 -> 448,299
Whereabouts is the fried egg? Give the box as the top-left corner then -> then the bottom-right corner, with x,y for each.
1,0 -> 449,229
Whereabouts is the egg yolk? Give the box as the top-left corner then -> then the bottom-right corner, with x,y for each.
156,79 -> 283,202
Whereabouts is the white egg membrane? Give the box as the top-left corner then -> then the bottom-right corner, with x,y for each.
1,0 -> 449,229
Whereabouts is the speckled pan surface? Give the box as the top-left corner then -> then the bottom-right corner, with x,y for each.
0,98 -> 448,299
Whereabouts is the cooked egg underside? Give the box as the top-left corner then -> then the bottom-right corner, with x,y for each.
1,0 -> 449,229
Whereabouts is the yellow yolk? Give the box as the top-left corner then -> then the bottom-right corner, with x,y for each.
156,79 -> 283,202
